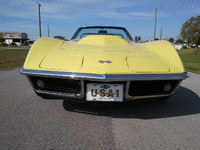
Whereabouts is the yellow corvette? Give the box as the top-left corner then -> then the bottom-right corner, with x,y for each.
20,26 -> 189,102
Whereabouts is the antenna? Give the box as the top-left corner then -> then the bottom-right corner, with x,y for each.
47,25 -> 50,37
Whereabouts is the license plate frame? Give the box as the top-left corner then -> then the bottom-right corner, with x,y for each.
86,83 -> 124,102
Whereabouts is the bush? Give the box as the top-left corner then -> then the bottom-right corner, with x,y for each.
0,43 -> 8,47
10,42 -> 17,46
182,46 -> 187,49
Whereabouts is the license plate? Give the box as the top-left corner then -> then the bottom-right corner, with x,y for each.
86,83 -> 123,102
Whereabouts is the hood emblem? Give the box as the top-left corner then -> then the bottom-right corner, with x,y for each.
98,60 -> 112,64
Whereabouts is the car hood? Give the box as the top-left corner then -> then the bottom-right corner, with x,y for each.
40,39 -> 170,74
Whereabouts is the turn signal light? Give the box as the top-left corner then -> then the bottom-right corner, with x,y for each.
37,80 -> 45,89
163,83 -> 171,92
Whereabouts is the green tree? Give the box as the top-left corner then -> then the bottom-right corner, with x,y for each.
169,38 -> 174,43
154,38 -> 159,40
0,33 -> 5,42
175,39 -> 185,44
54,36 -> 65,40
180,15 -> 200,45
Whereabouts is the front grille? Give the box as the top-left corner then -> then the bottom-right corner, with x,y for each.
28,75 -> 180,99
128,80 -> 180,96
29,76 -> 81,94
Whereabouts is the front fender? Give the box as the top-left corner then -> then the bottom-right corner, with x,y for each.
23,37 -> 64,70
143,40 -> 185,73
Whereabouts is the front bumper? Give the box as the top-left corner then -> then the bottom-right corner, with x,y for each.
20,69 -> 189,101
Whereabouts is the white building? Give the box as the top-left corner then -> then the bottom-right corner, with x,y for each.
2,32 -> 29,46
173,44 -> 183,50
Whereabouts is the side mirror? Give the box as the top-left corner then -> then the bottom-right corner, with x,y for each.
135,36 -> 141,42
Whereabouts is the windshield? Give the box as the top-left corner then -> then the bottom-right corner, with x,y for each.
72,27 -> 133,40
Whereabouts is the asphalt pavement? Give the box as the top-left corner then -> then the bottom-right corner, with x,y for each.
0,68 -> 200,150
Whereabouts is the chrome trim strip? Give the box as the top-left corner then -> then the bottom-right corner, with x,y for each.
20,69 -> 189,81
80,79 -> 84,98
126,93 -> 172,100
34,88 -> 174,100
36,89 -> 77,98
125,81 -> 132,99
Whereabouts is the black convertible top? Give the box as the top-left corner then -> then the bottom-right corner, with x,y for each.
71,26 -> 133,40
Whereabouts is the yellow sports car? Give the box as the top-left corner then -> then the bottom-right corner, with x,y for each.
20,26 -> 189,102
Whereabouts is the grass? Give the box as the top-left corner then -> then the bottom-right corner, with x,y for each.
0,48 -> 29,71
177,48 -> 200,74
0,47 -> 199,74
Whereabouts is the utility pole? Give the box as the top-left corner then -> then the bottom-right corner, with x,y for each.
160,28 -> 162,40
47,25 -> 50,37
37,2 -> 42,37
154,7 -> 157,40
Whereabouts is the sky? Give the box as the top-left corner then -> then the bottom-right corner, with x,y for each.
0,0 -> 199,41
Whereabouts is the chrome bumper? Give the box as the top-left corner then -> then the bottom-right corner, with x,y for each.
20,69 -> 189,101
